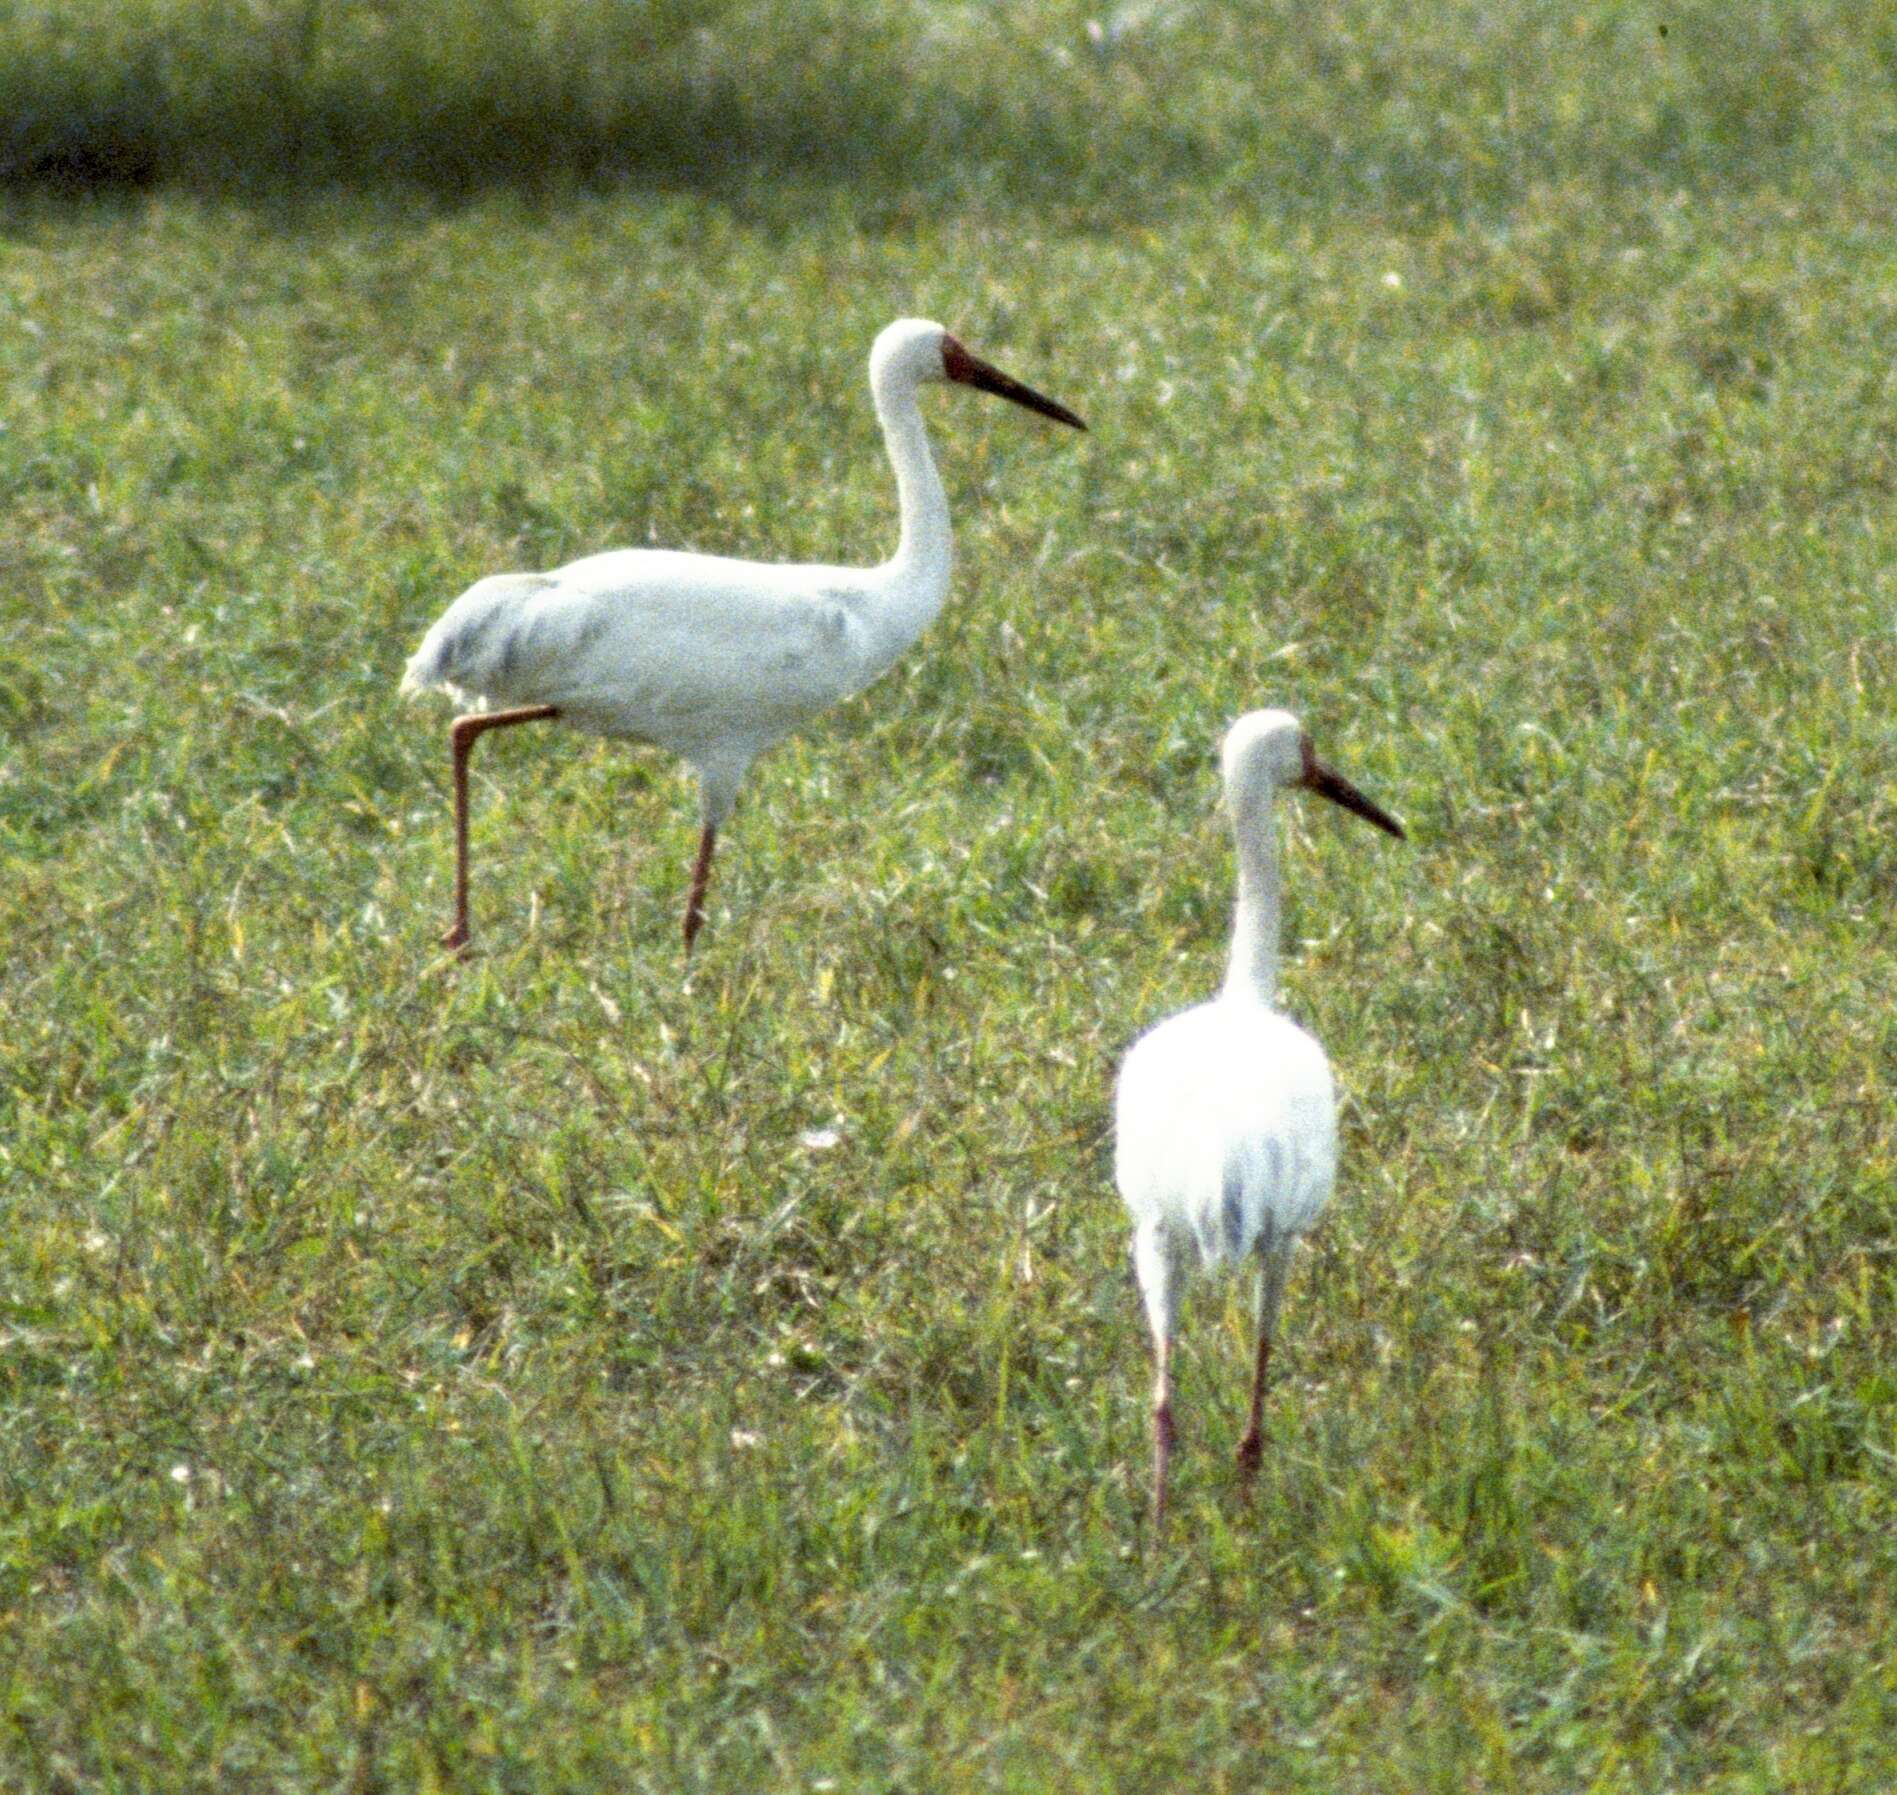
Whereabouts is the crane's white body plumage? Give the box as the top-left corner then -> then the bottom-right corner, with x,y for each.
1113,708 -> 1403,1526
400,318 -> 1082,951
402,550 -> 909,827
1116,1000 -> 1336,1301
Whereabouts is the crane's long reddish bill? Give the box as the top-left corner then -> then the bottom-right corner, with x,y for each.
1303,759 -> 1406,839
942,338 -> 1087,430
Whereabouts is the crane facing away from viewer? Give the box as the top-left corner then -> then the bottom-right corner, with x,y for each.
1114,710 -> 1405,1528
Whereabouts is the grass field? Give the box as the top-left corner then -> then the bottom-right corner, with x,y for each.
3,3 -> 1896,1788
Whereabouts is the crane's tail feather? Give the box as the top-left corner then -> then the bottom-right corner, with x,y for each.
400,572 -> 558,701
399,638 -> 448,699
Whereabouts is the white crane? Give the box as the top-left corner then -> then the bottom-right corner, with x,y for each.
1114,710 -> 1405,1527
401,318 -> 1085,954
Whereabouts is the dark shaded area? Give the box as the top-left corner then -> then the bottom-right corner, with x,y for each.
0,4 -> 1888,220
0,5 -> 1201,209
0,73 -> 887,198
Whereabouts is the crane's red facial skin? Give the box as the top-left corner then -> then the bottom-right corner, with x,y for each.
941,334 -> 1087,430
1298,733 -> 1406,839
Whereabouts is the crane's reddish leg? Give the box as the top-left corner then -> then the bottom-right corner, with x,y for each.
441,705 -> 559,952
1235,1329 -> 1272,1485
682,824 -> 717,954
1151,1338 -> 1175,1534
1236,1246 -> 1290,1491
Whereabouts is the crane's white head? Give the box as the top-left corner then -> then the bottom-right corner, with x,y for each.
1221,709 -> 1406,839
870,318 -> 1086,430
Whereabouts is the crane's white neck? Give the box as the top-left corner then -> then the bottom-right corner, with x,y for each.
1222,799 -> 1283,1006
862,373 -> 953,671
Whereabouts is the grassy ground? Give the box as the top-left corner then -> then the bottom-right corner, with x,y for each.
3,3 -> 1896,1789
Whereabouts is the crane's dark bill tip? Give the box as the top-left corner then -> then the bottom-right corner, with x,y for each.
942,337 -> 1087,430
1304,759 -> 1406,839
